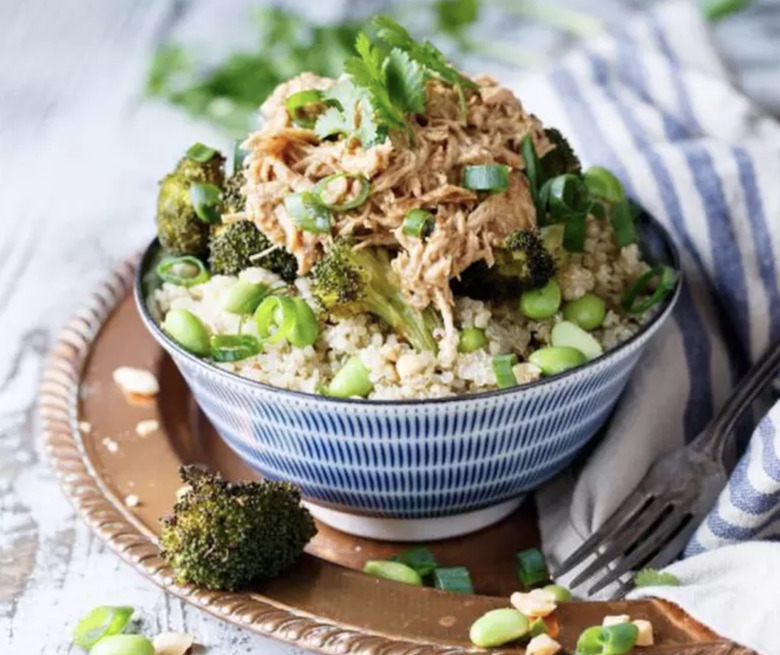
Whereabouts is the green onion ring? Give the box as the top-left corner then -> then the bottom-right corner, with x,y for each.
156,255 -> 210,287
254,296 -> 298,344
210,334 -> 260,362
284,192 -> 332,233
492,354 -> 518,388
285,89 -> 325,128
312,173 -> 371,211
576,623 -> 639,655
520,134 -> 542,195
620,265 -> 679,315
462,164 -> 510,192
402,209 -> 435,239
189,182 -> 223,224
185,142 -> 219,163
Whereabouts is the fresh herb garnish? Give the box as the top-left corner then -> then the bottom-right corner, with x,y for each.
634,568 -> 681,588
315,80 -> 385,147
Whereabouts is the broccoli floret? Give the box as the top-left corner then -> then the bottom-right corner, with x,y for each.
541,128 -> 581,178
310,241 -> 440,352
155,149 -> 226,256
222,170 -> 246,215
160,465 -> 316,591
455,229 -> 556,300
208,221 -> 298,281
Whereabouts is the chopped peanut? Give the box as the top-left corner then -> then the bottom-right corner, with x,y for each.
602,614 -> 631,626
510,589 -> 557,618
152,631 -> 195,655
113,366 -> 160,397
135,419 -> 160,436
633,619 -> 654,647
124,494 -> 140,508
526,633 -> 561,655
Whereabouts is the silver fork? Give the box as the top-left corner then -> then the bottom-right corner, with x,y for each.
554,338 -> 780,598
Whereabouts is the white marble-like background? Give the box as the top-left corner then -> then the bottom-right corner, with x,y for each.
1,0 -> 779,652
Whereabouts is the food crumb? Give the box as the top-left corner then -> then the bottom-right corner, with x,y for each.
135,419 -> 160,436
152,631 -> 195,655
78,421 -> 92,433
112,366 -> 160,397
102,437 -> 119,454
602,614 -> 631,626
124,494 -> 140,508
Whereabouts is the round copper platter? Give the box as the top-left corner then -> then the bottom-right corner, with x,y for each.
39,256 -> 749,655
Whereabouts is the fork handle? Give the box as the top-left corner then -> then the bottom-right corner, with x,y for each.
692,338 -> 780,461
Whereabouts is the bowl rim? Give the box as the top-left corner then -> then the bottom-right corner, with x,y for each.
134,215 -> 681,407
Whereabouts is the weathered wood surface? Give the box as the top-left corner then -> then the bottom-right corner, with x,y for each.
1,0 -> 778,652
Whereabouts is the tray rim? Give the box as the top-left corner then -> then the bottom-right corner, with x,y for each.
39,255 -> 743,655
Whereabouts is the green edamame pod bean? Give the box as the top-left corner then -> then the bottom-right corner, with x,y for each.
89,634 -> 155,655
551,321 -> 604,360
363,560 -> 422,586
543,584 -> 572,602
328,356 -> 373,398
222,280 -> 269,315
163,309 -> 210,356
528,346 -> 586,376
458,327 -> 487,353
469,608 -> 530,648
288,298 -> 319,347
563,293 -> 607,331
520,280 -> 561,320
73,606 -> 134,649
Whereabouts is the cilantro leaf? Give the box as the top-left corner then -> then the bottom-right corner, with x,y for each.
314,80 -> 384,148
435,0 -> 480,37
385,49 -> 426,115
633,568 -> 681,588
372,15 -> 477,91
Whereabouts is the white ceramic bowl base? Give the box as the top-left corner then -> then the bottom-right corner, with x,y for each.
305,496 -> 524,541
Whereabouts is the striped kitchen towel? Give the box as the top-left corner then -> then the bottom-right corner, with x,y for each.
500,1 -> 780,652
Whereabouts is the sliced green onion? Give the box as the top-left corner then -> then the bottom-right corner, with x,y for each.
576,623 -> 639,655
233,139 -> 248,174
541,174 -> 590,222
390,546 -> 438,577
516,548 -> 550,589
402,209 -> 435,239
584,167 -> 637,247
73,606 -> 134,649
222,280 -> 270,315
433,566 -> 474,594
520,134 -> 542,195
284,192 -> 332,233
186,142 -> 219,163
529,617 -> 549,637
286,89 -> 325,128
328,356 -> 373,398
189,182 -> 223,224
312,173 -> 371,211
156,255 -> 210,287
583,166 -> 625,204
210,334 -> 260,362
609,198 -> 638,247
463,164 -> 510,192
254,295 -> 297,344
493,354 -> 518,388
288,298 -> 319,347
620,265 -> 678,315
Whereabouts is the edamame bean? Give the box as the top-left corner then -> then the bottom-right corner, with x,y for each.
520,280 -> 561,320
551,321 -> 603,360
469,608 -> 530,648
222,280 -> 269,315
73,606 -> 134,649
563,293 -> 606,331
363,560 -> 422,586
458,327 -> 487,353
543,584 -> 572,602
163,309 -> 210,356
288,298 -> 319,347
328,356 -> 373,398
528,346 -> 586,376
89,634 -> 155,655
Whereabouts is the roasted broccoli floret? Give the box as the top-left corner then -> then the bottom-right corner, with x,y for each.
208,220 -> 298,281
455,229 -> 556,300
156,149 -> 226,255
222,170 -> 246,215
160,465 -> 316,591
541,127 -> 581,178
310,241 -> 440,352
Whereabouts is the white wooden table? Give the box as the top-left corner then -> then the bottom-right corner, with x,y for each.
1,0 -> 778,651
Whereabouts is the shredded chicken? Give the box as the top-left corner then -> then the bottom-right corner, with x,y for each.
242,72 -> 551,328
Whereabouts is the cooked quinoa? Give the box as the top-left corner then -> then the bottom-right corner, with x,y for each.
153,217 -> 649,400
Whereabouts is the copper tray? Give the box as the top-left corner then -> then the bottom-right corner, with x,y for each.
39,258 -> 748,654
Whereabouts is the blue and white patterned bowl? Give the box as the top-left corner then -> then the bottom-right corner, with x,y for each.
135,212 -> 680,541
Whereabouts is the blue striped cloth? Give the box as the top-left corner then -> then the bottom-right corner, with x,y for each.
501,1 -> 780,651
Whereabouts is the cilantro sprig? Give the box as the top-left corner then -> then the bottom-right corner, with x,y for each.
633,568 -> 681,588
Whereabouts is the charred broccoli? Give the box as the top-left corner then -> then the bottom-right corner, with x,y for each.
209,220 -> 298,281
222,170 -> 246,215
310,241 -> 440,352
160,465 -> 316,591
156,147 -> 226,255
455,229 -> 556,300
541,128 -> 581,178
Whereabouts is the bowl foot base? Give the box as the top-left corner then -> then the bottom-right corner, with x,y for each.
305,496 -> 524,542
